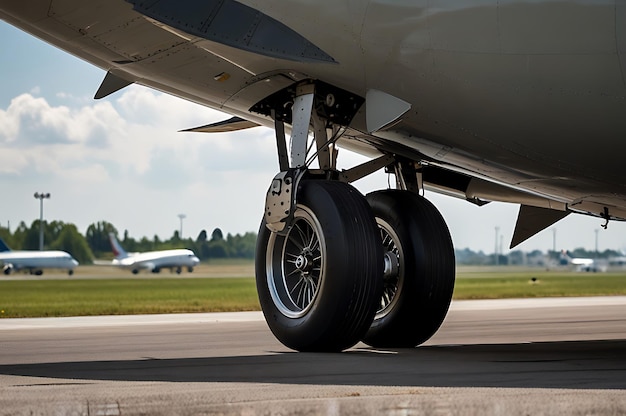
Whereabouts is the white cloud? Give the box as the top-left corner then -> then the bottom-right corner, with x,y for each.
0,87 -> 281,239
0,107 -> 20,143
0,148 -> 29,175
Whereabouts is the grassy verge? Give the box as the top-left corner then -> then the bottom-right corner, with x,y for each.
453,272 -> 626,299
1,268 -> 625,318
0,278 -> 260,318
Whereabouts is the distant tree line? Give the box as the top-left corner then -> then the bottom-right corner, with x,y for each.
2,220 -> 621,267
0,220 -> 256,265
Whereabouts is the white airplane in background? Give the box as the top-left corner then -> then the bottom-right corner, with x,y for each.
559,250 -> 607,273
0,238 -> 79,276
108,233 -> 200,275
3,0 -> 626,352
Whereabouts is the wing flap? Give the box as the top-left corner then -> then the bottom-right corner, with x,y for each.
180,117 -> 260,133
95,71 -> 134,99
510,205 -> 570,248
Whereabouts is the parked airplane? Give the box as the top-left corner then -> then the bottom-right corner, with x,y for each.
108,233 -> 199,275
3,0 -> 626,351
0,238 -> 79,276
559,250 -> 607,273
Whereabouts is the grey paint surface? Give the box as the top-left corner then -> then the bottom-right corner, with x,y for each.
1,297 -> 625,415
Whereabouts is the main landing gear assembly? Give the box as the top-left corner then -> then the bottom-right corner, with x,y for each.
254,81 -> 455,352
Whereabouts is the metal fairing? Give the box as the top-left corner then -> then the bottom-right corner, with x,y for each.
125,0 -> 336,63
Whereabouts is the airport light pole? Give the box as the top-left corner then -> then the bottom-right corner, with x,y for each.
494,226 -> 500,266
33,192 -> 50,250
178,213 -> 186,239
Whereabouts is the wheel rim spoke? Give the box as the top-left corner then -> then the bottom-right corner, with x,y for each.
375,219 -> 403,318
267,206 -> 325,318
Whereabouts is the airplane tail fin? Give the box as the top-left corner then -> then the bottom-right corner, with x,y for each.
559,249 -> 572,265
108,233 -> 128,259
0,238 -> 11,252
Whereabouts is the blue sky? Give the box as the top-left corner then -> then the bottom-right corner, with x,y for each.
1,20 -> 625,254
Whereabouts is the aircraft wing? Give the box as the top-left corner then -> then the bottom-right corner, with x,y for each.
571,258 -> 595,266
92,260 -> 115,266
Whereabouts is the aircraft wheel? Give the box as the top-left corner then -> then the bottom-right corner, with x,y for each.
176,267 -> 182,274
68,269 -> 74,276
132,269 -> 139,275
363,190 -> 455,348
256,180 -> 383,352
3,266 -> 11,275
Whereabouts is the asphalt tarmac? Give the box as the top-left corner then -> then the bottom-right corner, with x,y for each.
1,297 -> 625,415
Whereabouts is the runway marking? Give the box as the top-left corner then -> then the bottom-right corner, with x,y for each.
0,311 -> 265,330
449,296 -> 626,311
0,296 -> 624,330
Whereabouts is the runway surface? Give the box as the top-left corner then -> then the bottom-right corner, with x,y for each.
1,296 -> 625,415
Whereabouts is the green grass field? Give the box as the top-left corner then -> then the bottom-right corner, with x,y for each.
1,263 -> 625,318
453,272 -> 626,299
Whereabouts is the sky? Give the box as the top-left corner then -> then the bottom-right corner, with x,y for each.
1,21 -> 625,255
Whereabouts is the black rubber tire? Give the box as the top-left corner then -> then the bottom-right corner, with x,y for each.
363,190 -> 455,348
256,180 -> 383,352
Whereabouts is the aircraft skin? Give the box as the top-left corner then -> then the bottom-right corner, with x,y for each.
0,238 -> 79,276
108,233 -> 200,274
2,0 -> 625,351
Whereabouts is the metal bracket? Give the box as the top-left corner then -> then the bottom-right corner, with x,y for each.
339,154 -> 395,183
601,206 -> 610,230
264,168 -> 305,234
392,158 -> 422,194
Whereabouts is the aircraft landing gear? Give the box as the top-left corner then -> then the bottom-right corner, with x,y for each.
255,80 -> 455,351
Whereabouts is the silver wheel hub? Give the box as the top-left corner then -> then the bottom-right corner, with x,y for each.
266,206 -> 325,319
383,251 -> 400,279
295,251 -> 313,273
